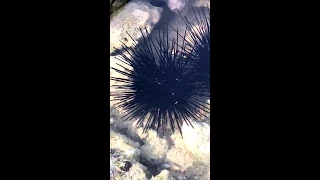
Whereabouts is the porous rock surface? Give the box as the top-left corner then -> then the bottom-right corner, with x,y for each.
110,106 -> 210,179
110,0 -> 163,55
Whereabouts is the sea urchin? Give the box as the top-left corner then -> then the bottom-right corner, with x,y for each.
111,24 -> 210,137
176,6 -> 211,94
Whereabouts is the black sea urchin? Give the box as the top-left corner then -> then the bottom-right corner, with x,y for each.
111,26 -> 210,137
176,6 -> 211,94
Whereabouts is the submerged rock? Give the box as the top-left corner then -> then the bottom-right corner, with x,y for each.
140,130 -> 168,166
150,169 -> 170,180
110,0 -> 163,54
182,122 -> 210,163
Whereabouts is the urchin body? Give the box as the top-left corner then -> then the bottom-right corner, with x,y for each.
111,26 -> 209,137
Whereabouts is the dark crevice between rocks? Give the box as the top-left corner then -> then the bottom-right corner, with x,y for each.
139,156 -> 166,178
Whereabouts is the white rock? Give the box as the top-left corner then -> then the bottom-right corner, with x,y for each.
110,0 -> 163,54
191,0 -> 210,8
110,129 -> 140,152
150,170 -> 170,180
140,130 -> 168,166
181,122 -> 210,163
167,0 -> 189,11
